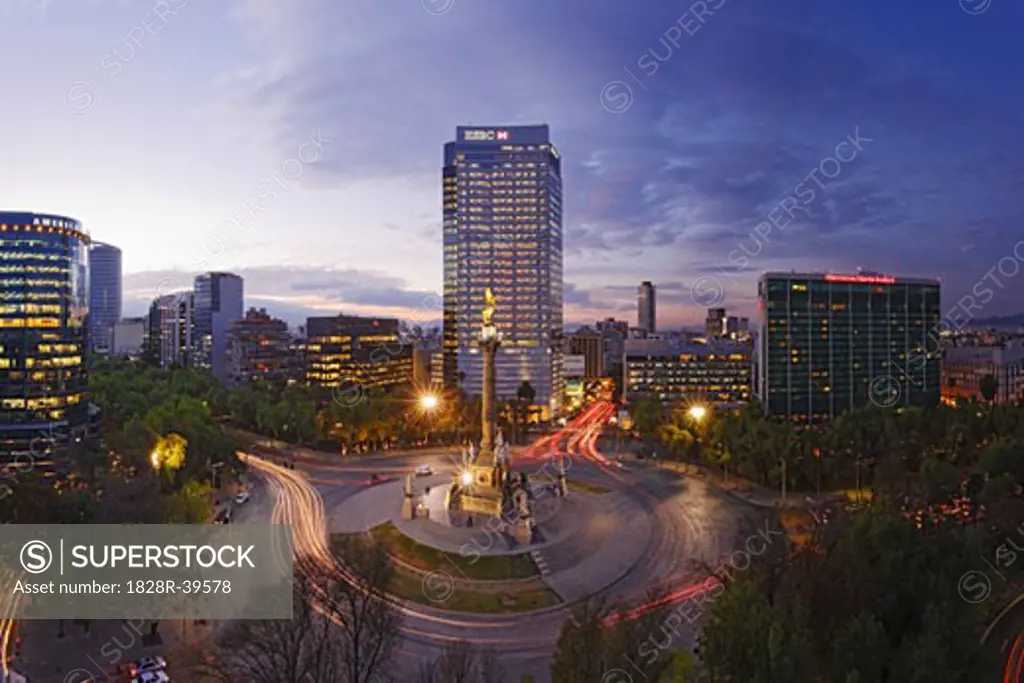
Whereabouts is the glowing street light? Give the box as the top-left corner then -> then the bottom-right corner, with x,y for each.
460,470 -> 474,487
420,393 -> 439,411
150,450 -> 160,470
688,405 -> 708,422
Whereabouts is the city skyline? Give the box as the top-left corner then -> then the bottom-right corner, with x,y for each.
1,0 -> 1022,329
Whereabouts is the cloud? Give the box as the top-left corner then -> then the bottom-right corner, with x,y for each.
45,0 -> 1024,328
123,266 -> 441,325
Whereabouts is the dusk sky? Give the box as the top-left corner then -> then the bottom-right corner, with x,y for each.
2,0 -> 1022,329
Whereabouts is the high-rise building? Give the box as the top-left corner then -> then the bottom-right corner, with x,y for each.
88,242 -> 122,355
225,308 -> 292,386
194,272 -> 244,381
305,315 -> 413,392
724,315 -> 751,341
638,282 -> 656,333
147,292 -> 195,368
0,212 -> 90,469
112,317 -> 146,358
429,349 -> 445,390
568,326 -> 605,378
705,308 -> 726,338
758,271 -> 941,424
624,339 -> 752,405
442,125 -> 564,419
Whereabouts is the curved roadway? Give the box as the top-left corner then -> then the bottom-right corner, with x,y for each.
246,400 -> 769,679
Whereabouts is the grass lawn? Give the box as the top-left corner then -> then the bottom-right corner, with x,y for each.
366,522 -> 540,580
330,531 -> 560,614
566,480 -> 612,495
385,566 -> 561,613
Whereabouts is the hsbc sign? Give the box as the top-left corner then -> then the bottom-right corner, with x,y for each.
463,129 -> 510,141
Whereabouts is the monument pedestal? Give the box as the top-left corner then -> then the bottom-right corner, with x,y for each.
511,519 -> 533,546
460,462 -> 503,518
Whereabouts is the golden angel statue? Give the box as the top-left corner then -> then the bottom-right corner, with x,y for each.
482,287 -> 497,328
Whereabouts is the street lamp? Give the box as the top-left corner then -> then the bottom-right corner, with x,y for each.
687,405 -> 707,422
460,470 -> 474,487
150,450 -> 160,470
419,393 -> 440,446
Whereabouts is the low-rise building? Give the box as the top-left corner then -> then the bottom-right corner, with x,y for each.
305,315 -> 413,393
624,338 -> 753,405
564,354 -> 587,379
942,339 -> 1024,405
567,327 -> 604,378
413,341 -> 440,389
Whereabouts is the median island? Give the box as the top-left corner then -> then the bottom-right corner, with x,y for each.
331,526 -> 561,614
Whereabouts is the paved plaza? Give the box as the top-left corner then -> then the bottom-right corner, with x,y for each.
328,470 -> 654,605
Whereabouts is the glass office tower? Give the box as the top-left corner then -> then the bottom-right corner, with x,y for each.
88,242 -> 122,355
442,125 -> 564,418
194,272 -> 243,381
0,212 -> 89,469
758,271 -> 941,425
638,281 -> 656,333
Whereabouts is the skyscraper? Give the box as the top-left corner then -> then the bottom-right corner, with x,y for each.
442,125 -> 564,418
638,281 -> 656,334
147,292 -> 195,368
194,272 -> 244,381
0,212 -> 90,469
88,242 -> 122,355
758,271 -> 941,424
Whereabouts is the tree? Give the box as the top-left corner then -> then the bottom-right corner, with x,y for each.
515,381 -> 537,444
977,438 -> 1024,482
662,651 -> 698,682
328,537 -> 402,683
551,593 -> 677,682
192,539 -> 400,683
167,480 -> 214,523
979,374 -> 998,403
416,641 -> 506,683
629,396 -> 664,437
151,432 -> 188,484
191,570 -> 345,682
698,510 -> 987,682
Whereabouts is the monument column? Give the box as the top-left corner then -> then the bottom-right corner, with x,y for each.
479,335 -> 499,462
452,287 -> 504,517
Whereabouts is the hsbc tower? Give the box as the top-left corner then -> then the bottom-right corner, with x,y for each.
441,125 -> 564,419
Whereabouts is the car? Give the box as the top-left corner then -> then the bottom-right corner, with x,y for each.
132,671 -> 170,683
415,464 -> 433,477
131,656 -> 167,675
235,490 -> 251,505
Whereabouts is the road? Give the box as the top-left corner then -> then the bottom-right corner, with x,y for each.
984,594 -> 1024,683
247,400 -> 765,680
